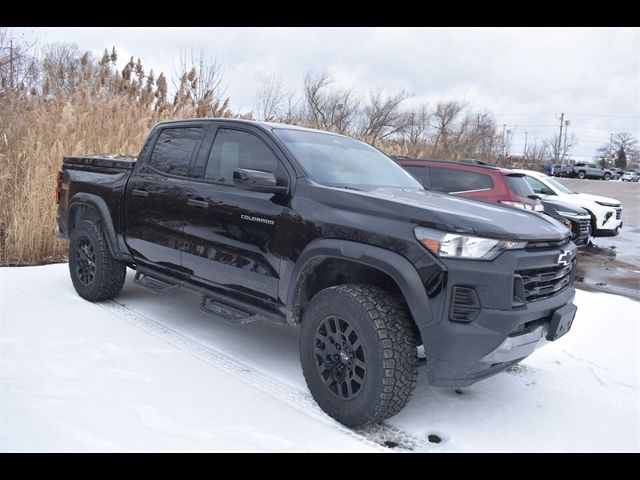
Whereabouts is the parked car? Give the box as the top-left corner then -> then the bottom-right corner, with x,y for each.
621,171 -> 639,182
610,168 -> 624,180
393,158 -> 590,245
56,119 -> 578,427
511,169 -> 623,236
392,158 -> 544,211
561,162 -> 611,180
538,198 -> 591,246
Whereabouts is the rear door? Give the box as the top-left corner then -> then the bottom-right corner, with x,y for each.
180,124 -> 293,302
124,124 -> 206,270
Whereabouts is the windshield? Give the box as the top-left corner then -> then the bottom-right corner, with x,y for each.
273,129 -> 422,190
504,175 -> 534,197
545,177 -> 574,194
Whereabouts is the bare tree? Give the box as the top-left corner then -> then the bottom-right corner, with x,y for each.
401,104 -> 431,157
172,49 -> 227,116
41,43 -> 85,95
358,89 -> 411,140
281,90 -> 301,124
255,74 -> 285,121
0,28 -> 38,93
302,71 -> 359,133
523,140 -> 551,169
430,101 -> 465,159
545,132 -> 576,164
454,112 -> 502,162
596,132 -> 639,167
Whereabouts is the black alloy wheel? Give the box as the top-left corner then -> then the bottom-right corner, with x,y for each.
313,315 -> 366,400
75,237 -> 96,286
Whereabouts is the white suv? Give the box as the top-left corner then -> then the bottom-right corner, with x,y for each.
512,170 -> 623,236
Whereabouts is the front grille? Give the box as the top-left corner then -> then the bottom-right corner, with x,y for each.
616,208 -> 622,220
515,260 -> 575,302
525,238 -> 570,250
578,217 -> 590,236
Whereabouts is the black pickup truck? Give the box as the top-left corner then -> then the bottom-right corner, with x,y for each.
56,119 -> 578,427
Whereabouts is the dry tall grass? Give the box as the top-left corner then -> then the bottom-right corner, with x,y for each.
0,50 -> 236,266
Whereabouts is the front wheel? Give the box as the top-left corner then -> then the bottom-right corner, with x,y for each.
69,220 -> 126,301
299,284 -> 419,427
604,173 -> 611,181
578,171 -> 586,179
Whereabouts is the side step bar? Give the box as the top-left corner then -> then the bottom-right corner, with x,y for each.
200,296 -> 259,325
132,265 -> 284,325
134,270 -> 179,294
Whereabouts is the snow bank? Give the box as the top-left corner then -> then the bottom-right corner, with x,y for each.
1,264 -> 638,452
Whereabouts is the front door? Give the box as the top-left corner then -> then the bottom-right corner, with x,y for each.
181,126 -> 291,302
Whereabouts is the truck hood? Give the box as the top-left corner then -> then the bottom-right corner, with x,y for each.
573,192 -> 621,207
540,198 -> 589,216
319,186 -> 570,241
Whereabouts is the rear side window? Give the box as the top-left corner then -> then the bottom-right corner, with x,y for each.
403,165 -> 427,185
504,175 -> 534,197
205,129 -> 280,184
429,167 -> 493,193
148,127 -> 202,176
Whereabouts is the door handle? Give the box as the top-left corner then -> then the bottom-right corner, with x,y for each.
132,189 -> 149,198
187,198 -> 209,209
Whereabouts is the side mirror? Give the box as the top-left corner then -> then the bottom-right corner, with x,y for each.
233,168 -> 288,194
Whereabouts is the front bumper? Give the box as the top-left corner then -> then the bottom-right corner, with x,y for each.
414,244 -> 578,387
593,207 -> 622,236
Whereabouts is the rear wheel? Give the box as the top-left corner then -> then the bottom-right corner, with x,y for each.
299,284 -> 419,427
69,220 -> 126,301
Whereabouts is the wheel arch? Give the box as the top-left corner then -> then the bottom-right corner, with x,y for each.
68,193 -> 124,260
285,239 -> 433,335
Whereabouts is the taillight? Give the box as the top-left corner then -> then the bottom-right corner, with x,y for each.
55,171 -> 62,205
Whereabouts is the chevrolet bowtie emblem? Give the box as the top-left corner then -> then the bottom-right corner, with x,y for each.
556,250 -> 572,267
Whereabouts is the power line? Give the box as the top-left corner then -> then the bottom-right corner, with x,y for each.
496,112 -> 640,119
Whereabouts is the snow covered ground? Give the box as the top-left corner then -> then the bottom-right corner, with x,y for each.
1,264 -> 639,452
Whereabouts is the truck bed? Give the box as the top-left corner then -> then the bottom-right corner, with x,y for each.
63,154 -> 137,170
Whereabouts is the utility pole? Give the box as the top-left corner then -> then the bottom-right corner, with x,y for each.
563,120 -> 570,162
557,113 -> 564,164
524,131 -> 528,159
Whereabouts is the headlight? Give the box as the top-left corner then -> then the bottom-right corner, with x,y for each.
414,227 -> 527,260
499,200 -> 544,213
595,201 -> 619,208
556,211 -> 581,218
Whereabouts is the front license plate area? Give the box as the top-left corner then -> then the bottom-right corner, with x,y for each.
546,304 -> 577,341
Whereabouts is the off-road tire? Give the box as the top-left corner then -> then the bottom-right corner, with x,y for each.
69,220 -> 126,301
300,284 -> 419,427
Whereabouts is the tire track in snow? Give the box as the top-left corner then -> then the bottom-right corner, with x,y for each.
98,300 -> 433,452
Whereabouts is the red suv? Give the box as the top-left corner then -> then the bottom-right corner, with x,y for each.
393,158 -> 544,212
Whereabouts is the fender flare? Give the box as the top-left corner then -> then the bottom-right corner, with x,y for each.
68,193 -> 126,260
285,238 -> 432,327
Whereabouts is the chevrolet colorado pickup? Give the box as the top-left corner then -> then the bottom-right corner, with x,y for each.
56,119 -> 578,427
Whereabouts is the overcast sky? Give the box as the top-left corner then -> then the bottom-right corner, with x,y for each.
15,27 -> 640,159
